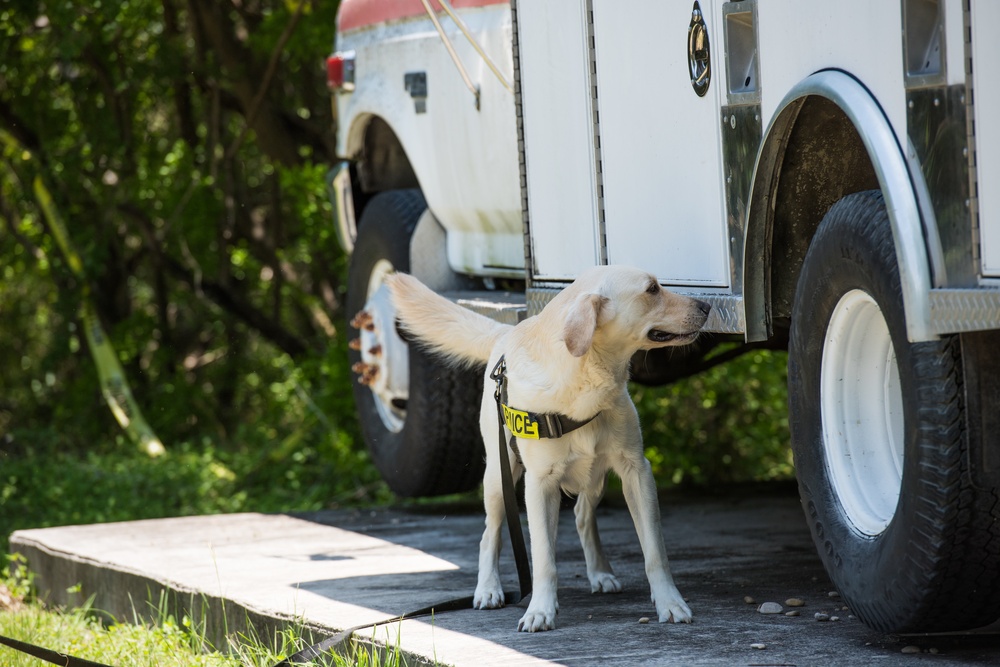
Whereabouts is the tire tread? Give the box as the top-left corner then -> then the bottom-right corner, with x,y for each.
347,190 -> 486,498
789,190 -> 1000,633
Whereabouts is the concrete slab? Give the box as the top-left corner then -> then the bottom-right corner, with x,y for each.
11,487 -> 1000,666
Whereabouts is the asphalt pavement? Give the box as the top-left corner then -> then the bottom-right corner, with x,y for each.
11,483 -> 1000,666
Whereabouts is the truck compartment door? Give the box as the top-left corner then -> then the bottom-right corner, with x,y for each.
518,0 -> 731,285
517,0 -> 602,280
971,0 -> 1000,277
592,0 -> 730,287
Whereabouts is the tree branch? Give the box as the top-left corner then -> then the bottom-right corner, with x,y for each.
187,0 -> 302,165
225,0 -> 307,161
162,0 -> 199,147
0,98 -> 42,156
163,254 -> 310,357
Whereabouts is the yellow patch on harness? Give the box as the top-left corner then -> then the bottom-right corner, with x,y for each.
502,404 -> 540,439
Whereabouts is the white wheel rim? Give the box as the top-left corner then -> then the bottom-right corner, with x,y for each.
820,290 -> 904,537
361,259 -> 409,433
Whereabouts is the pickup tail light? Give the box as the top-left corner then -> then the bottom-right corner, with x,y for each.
327,51 -> 356,92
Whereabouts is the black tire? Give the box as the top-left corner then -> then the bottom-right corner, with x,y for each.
788,190 -> 1000,633
346,189 -> 486,497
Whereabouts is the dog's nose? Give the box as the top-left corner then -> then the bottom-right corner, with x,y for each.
694,299 -> 711,317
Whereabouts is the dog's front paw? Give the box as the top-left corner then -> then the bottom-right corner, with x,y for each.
588,571 -> 622,594
652,588 -> 692,624
474,582 -> 505,609
517,606 -> 557,632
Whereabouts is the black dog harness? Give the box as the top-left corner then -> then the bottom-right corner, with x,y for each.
490,355 -> 599,460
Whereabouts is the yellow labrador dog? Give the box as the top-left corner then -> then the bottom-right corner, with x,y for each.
387,265 -> 710,632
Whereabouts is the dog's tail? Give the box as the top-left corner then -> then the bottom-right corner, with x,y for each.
386,273 -> 511,368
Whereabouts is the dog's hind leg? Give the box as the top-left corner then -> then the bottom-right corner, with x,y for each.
574,471 -> 623,594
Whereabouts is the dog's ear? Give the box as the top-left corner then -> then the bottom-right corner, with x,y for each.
563,292 -> 607,357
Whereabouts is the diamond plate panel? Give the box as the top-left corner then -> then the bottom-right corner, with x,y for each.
451,291 -> 526,326
456,299 -> 525,326
526,286 -> 561,317
697,294 -> 746,334
929,288 -> 1000,334
527,287 -> 745,334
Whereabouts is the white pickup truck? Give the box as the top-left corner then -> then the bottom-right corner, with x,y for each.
327,0 -> 1000,635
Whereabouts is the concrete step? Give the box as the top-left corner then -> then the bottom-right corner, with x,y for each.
11,492 -> 1000,666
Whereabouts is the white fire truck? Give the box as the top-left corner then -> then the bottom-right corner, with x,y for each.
327,0 -> 1000,634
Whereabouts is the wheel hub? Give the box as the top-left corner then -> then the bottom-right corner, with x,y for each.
351,260 -> 409,433
820,289 -> 904,537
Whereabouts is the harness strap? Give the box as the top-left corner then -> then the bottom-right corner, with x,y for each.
493,355 -> 599,443
501,403 -> 597,440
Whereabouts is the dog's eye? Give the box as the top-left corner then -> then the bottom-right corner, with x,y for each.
646,281 -> 660,295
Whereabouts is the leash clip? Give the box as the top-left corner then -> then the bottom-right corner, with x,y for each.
489,354 -> 506,402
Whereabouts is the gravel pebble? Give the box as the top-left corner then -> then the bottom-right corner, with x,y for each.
814,612 -> 830,622
744,596 -> 756,604
750,643 -> 767,650
785,610 -> 800,617
758,602 -> 783,614
828,591 -> 841,598
830,616 -> 840,622
785,598 -> 805,607
638,617 -> 650,624
901,645 -> 921,654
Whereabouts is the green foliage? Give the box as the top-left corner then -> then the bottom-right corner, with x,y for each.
2,554 -> 34,602
633,348 -> 793,487
0,2 -> 367,495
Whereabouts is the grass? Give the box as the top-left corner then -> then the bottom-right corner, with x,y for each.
0,555 -> 230,666
0,555 -> 413,667
0,597 -> 236,666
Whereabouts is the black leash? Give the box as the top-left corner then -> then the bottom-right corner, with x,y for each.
490,354 -> 533,600
0,634 -> 114,667
270,595 -> 479,667
0,358 -> 534,667
272,356 -> 532,666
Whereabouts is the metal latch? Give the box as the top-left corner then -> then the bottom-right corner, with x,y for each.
688,1 -> 711,97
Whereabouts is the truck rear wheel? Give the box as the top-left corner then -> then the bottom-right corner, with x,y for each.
788,190 -> 1000,633
347,189 -> 485,497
